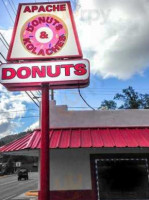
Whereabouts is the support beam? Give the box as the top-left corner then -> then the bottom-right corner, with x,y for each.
39,84 -> 49,200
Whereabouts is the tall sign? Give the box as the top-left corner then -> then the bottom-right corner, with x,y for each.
7,2 -> 82,61
0,2 -> 90,200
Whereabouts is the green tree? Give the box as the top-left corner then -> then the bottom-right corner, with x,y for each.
99,100 -> 117,110
140,94 -> 149,109
114,86 -> 143,109
99,86 -> 149,109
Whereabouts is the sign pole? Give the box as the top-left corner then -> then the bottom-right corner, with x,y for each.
39,84 -> 50,200
0,3 -> 89,200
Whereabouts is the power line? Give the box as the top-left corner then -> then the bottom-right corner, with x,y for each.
30,91 -> 40,104
0,115 -> 39,120
0,52 -> 7,62
1,0 -> 15,24
0,108 -> 38,114
0,38 -> 9,50
0,32 -> 10,48
8,0 -> 16,15
0,93 -> 41,100
0,34 -> 46,108
68,106 -> 98,109
25,92 -> 39,107
0,35 -> 40,108
10,0 -> 17,12
78,87 -> 95,110
0,54 -> 40,108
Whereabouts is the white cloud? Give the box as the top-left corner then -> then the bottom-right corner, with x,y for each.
0,29 -> 40,138
75,0 -> 149,79
0,28 -> 12,44
0,28 -> 13,61
1,0 -> 149,136
25,120 -> 39,132
0,85 -> 38,138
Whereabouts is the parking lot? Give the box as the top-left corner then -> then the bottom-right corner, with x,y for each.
0,172 -> 38,200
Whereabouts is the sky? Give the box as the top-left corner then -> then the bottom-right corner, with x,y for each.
0,0 -> 149,138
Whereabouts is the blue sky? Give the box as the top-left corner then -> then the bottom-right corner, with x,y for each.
0,0 -> 149,137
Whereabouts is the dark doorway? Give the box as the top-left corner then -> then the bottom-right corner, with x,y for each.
95,158 -> 149,200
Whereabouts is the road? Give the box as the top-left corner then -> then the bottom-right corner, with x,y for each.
0,172 -> 38,200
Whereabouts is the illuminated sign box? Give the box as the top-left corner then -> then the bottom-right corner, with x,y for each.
7,1 -> 82,61
0,59 -> 90,91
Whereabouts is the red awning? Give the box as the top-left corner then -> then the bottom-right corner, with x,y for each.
1,127 -> 149,152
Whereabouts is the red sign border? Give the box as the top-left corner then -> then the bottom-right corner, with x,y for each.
7,1 -> 83,61
0,59 -> 90,91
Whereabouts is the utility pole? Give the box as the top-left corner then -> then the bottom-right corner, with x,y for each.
51,89 -> 54,100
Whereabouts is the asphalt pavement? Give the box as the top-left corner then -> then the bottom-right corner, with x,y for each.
0,172 -> 38,200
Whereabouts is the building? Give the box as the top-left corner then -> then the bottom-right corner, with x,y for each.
1,101 -> 149,200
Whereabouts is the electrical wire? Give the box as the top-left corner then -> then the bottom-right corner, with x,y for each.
0,108 -> 38,114
25,92 -> 39,107
30,91 -> 40,103
10,0 -> 17,12
68,106 -> 98,109
0,36 -> 40,108
0,33 -> 10,47
0,115 -> 39,120
0,34 -> 46,106
37,90 -> 41,96
1,0 -> 15,24
8,0 -> 16,15
0,53 -> 7,62
78,87 -> 95,110
0,38 -> 9,51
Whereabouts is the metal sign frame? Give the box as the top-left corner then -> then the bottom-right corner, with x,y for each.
0,59 -> 90,91
7,1 -> 83,61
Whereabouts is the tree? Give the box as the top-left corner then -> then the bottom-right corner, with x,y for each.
98,86 -> 149,110
140,94 -> 149,109
114,86 -> 143,109
99,100 -> 117,110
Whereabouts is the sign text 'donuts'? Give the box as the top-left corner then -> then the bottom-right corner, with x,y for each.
0,59 -> 90,91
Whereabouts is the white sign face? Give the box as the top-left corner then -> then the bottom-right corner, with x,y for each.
0,59 -> 90,91
7,2 -> 82,61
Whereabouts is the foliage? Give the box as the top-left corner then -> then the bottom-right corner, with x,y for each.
99,100 -> 117,110
99,86 -> 149,110
114,86 -> 143,109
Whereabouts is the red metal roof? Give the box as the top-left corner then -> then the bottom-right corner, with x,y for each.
1,127 -> 149,152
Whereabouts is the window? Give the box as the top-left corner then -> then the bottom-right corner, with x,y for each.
94,158 -> 149,200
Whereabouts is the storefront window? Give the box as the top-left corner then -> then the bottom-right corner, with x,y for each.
95,158 -> 149,200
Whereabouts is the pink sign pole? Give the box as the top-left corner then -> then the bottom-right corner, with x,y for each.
39,84 -> 50,200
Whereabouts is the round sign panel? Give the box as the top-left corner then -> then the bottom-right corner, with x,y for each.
20,14 -> 68,57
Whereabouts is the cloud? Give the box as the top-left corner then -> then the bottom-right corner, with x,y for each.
75,0 -> 149,79
0,28 -> 13,61
25,120 -> 39,132
0,85 -> 38,138
0,29 -> 40,138
1,0 -> 149,135
2,1 -> 149,80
